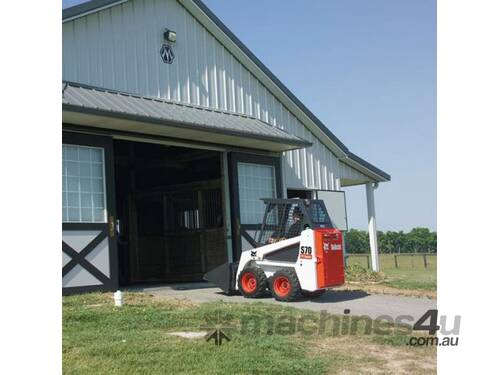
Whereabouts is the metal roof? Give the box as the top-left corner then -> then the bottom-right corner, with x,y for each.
62,0 -> 127,21
62,81 -> 312,149
62,0 -> 390,181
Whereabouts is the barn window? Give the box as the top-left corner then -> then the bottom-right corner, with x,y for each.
237,162 -> 276,224
62,144 -> 106,222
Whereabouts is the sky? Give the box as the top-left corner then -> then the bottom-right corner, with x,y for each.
62,0 -> 437,232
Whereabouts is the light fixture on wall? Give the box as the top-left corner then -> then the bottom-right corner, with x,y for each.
164,29 -> 176,43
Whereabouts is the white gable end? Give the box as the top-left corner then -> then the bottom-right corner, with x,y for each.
63,0 -> 374,189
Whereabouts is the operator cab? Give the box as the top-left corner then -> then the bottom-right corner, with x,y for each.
254,198 -> 333,246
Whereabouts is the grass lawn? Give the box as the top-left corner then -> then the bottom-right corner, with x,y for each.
345,254 -> 436,298
63,292 -> 436,374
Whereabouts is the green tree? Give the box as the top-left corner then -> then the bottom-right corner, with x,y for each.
345,229 -> 369,254
344,228 -> 437,254
407,227 -> 433,253
429,232 -> 437,253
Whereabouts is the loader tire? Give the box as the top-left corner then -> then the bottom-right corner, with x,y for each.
270,268 -> 302,302
302,289 -> 326,299
238,267 -> 268,298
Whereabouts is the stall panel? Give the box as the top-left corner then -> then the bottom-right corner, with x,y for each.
62,132 -> 118,295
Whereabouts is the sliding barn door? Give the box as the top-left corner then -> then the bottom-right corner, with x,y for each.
228,153 -> 283,261
62,132 -> 118,295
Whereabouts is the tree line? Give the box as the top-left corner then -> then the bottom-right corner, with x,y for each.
344,227 -> 437,254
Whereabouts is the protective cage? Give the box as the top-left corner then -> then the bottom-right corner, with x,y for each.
254,198 -> 333,246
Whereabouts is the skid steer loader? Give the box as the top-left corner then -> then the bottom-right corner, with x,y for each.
204,198 -> 345,301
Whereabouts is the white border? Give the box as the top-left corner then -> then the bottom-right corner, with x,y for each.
438,0 -> 500,372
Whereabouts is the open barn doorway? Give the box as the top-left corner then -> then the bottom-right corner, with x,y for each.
113,139 -> 227,285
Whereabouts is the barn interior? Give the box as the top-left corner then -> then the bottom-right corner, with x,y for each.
113,140 -> 227,285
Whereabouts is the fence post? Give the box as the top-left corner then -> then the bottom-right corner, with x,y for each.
366,255 -> 370,269
423,254 -> 428,268
394,254 -> 399,268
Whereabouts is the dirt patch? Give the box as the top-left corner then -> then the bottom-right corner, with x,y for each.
310,336 -> 436,374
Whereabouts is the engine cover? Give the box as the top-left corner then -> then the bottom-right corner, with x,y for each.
314,228 -> 345,288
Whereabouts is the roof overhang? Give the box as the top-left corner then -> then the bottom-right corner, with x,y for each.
62,0 -> 128,22
341,154 -> 391,182
62,82 -> 311,153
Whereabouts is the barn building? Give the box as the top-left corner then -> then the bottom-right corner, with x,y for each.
62,0 -> 390,295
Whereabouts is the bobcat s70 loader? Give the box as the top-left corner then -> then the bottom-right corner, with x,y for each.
204,199 -> 345,301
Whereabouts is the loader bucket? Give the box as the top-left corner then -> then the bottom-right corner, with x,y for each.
203,262 -> 239,295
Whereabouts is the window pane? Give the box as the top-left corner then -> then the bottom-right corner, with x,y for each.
91,163 -> 103,178
78,147 -> 91,162
66,161 -> 79,176
80,178 -> 91,192
65,146 -> 79,161
237,163 -> 276,224
67,177 -> 79,192
81,193 -> 92,208
79,162 -> 91,177
92,179 -> 104,193
92,193 -> 104,208
62,144 -> 106,223
67,192 -> 79,207
68,208 -> 80,221
81,208 -> 93,222
94,208 -> 105,222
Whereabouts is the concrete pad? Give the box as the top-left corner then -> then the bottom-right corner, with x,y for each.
129,282 -> 436,321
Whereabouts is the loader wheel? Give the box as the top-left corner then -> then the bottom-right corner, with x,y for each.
302,289 -> 326,299
271,268 -> 302,302
238,267 -> 267,298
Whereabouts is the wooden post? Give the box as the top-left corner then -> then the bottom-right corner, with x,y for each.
423,254 -> 428,268
394,254 -> 399,268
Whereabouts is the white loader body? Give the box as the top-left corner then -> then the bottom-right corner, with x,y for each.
236,229 -> 318,292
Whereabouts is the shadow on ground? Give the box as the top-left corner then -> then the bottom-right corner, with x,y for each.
127,282 -> 215,292
213,289 -> 370,303
127,282 -> 370,303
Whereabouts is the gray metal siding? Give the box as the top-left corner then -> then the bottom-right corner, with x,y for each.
62,0 -> 370,189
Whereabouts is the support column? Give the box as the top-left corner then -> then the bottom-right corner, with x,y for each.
334,177 -> 347,266
365,182 -> 380,272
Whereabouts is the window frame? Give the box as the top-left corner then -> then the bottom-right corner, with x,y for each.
236,161 -> 277,225
62,143 -> 108,223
